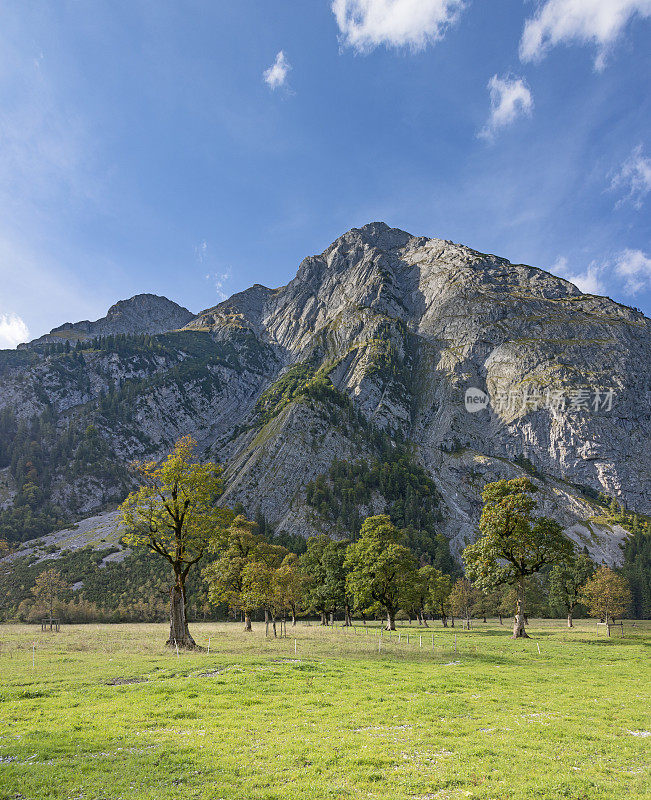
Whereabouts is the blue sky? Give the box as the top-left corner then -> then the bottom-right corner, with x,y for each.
1,0 -> 650,346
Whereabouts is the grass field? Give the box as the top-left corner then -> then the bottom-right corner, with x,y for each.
0,620 -> 649,800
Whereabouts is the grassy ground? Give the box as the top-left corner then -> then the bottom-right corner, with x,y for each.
0,620 -> 649,800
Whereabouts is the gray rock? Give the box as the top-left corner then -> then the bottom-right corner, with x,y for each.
2,223 -> 649,566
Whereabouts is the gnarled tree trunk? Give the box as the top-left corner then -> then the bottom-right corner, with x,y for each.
167,578 -> 196,649
512,578 -> 529,638
385,608 -> 396,631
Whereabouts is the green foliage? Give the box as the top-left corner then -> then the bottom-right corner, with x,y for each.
548,554 -> 595,618
121,436 -> 231,579
0,330 -> 272,544
622,528 -> 651,619
463,478 -> 572,593
253,360 -> 351,429
299,535 -> 351,619
305,453 -> 456,573
580,566 -> 632,621
343,515 -> 418,625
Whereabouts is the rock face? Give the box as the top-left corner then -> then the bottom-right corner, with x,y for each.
1,223 -> 649,564
23,294 -> 194,347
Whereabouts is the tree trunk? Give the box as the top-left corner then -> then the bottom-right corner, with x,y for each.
441,614 -> 448,628
167,578 -> 196,648
567,611 -> 573,628
344,604 -> 352,627
291,611 -> 296,627
264,608 -> 269,637
329,611 -> 334,626
385,609 -> 396,631
272,614 -> 277,638
320,611 -> 327,626
450,614 -> 455,628
512,578 -> 529,638
498,614 -> 503,625
244,611 -> 252,632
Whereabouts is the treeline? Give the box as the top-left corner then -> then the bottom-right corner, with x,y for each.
0,407 -> 127,543
304,454 -> 455,570
0,330 -> 270,544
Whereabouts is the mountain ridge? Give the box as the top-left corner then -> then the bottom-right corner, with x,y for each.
1,223 -> 649,569
22,293 -> 194,348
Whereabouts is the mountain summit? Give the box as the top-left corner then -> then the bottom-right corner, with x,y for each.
24,293 -> 194,347
1,224 -> 649,564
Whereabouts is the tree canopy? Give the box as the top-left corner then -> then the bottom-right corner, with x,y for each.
463,477 -> 572,637
344,515 -> 418,630
580,566 -> 631,623
120,435 -> 231,647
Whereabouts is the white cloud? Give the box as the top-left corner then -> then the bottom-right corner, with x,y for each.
478,75 -> 533,140
331,0 -> 465,52
0,312 -> 29,349
551,250 -> 651,297
551,256 -> 606,294
614,248 -> 651,294
263,51 -> 291,90
205,271 -> 231,302
520,0 -> 651,70
611,145 -> 651,209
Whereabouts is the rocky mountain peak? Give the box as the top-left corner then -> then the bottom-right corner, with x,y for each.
25,293 -> 194,348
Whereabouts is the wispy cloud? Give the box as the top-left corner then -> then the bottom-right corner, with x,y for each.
195,240 -> 208,263
614,248 -> 651,294
0,312 -> 29,349
551,256 -> 606,294
610,145 -> 651,209
520,0 -> 651,71
478,75 -> 533,141
197,242 -> 231,301
551,249 -> 651,298
331,0 -> 466,52
263,51 -> 291,90
205,272 -> 231,302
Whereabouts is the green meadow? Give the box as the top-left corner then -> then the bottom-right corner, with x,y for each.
0,621 -> 649,800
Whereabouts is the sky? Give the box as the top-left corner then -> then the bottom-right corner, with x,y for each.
0,0 -> 650,347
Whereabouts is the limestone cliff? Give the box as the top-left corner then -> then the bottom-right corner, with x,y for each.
2,223 -> 649,564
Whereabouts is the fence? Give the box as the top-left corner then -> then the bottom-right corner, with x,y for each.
596,621 -> 624,637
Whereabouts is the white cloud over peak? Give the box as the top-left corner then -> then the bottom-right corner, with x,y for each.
204,271 -> 231,302
0,312 -> 29,349
520,0 -> 651,70
551,256 -> 606,294
263,51 -> 291,90
611,145 -> 651,209
614,248 -> 651,294
478,75 -> 533,140
331,0 -> 466,52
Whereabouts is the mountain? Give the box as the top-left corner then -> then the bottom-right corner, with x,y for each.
22,293 -> 194,347
1,223 -> 649,569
